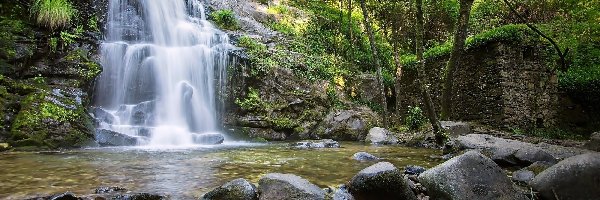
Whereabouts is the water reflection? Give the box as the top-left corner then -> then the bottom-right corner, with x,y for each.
0,143 -> 441,199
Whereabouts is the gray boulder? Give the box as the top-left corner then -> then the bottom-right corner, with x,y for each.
419,151 -> 528,200
365,127 -> 398,145
192,133 -> 225,145
531,153 -> 600,200
583,132 -> 600,151
347,162 -> 416,200
202,178 -> 258,200
293,139 -> 340,148
258,173 -> 325,200
352,152 -> 380,161
511,170 -> 535,184
319,107 -> 381,141
95,129 -> 138,146
514,147 -> 556,165
440,121 -> 471,137
333,185 -> 354,200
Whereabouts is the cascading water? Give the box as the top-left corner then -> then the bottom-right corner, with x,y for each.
93,0 -> 232,147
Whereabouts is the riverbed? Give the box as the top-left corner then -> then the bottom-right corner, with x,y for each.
0,142 -> 442,199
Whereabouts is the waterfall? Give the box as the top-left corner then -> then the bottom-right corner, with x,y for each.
93,0 -> 232,147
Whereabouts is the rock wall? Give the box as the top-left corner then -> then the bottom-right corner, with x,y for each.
0,1 -> 105,149
396,41 -> 558,130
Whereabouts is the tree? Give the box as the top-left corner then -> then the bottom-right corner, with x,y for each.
441,0 -> 475,120
359,0 -> 388,127
415,0 -> 445,145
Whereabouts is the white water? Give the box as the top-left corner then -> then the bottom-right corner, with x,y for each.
94,0 -> 232,147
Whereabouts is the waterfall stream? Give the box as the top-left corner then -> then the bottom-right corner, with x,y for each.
93,0 -> 232,147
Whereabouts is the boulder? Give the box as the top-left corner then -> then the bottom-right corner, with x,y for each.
202,178 -> 258,200
419,151 -> 528,200
91,107 -> 116,125
347,162 -> 416,200
26,192 -> 80,200
583,132 -> 600,151
319,107 -> 381,141
95,129 -> 138,146
192,133 -> 225,145
258,173 -> 325,200
365,127 -> 398,145
114,193 -> 168,200
530,153 -> 600,200
513,147 -> 556,165
352,152 -> 380,161
333,185 -> 354,200
95,186 -> 127,194
293,139 -> 340,148
453,134 -> 577,167
511,170 -> 535,184
440,121 -> 471,137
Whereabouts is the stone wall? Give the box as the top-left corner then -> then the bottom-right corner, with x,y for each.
396,41 -> 558,130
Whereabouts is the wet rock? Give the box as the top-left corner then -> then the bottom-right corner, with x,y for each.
419,151 -> 528,200
95,186 -> 127,194
333,185 -> 354,200
258,173 -> 325,200
95,129 -> 138,146
347,162 -> 416,200
192,133 -> 225,145
247,128 -> 287,141
454,134 -> 581,167
512,169 -> 535,185
404,165 -> 426,175
531,153 -> 600,200
115,193 -> 168,200
514,147 -> 556,165
26,192 -> 81,200
440,121 -> 471,137
293,139 -> 340,148
320,107 -> 381,141
202,178 -> 258,200
365,127 -> 398,145
352,152 -> 380,161
91,107 -> 116,125
583,132 -> 600,151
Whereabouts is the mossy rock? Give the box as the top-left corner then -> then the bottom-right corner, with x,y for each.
9,89 -> 94,149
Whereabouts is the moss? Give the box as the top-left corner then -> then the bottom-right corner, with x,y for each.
9,90 -> 92,149
65,49 -> 103,81
269,117 -> 298,130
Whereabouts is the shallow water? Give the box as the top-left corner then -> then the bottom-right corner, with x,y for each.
0,142 -> 442,199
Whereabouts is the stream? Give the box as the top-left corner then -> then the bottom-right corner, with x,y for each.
0,142 -> 441,199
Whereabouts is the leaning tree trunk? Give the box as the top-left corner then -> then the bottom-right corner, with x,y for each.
360,0 -> 388,127
441,0 -> 475,120
415,0 -> 445,145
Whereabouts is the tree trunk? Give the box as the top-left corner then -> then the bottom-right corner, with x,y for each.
360,0 -> 388,127
441,0 -> 475,120
415,0 -> 445,145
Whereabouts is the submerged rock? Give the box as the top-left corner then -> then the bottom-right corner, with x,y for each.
292,139 -> 340,148
404,165 -> 426,175
258,173 -> 325,200
419,151 -> 528,200
347,162 -> 416,200
95,129 -> 138,146
333,185 -> 355,200
202,178 -> 258,200
365,127 -> 398,145
95,186 -> 127,194
192,133 -> 225,145
352,152 -> 380,161
531,153 -> 600,200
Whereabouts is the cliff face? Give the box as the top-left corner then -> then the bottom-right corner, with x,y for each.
0,1 -> 106,150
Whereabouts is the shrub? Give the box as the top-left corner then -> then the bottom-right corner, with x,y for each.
31,0 -> 76,29
405,106 -> 427,130
209,9 -> 238,30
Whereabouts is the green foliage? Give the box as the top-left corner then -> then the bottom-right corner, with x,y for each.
209,9 -> 238,30
405,106 -> 427,130
30,0 -> 76,29
235,87 -> 263,111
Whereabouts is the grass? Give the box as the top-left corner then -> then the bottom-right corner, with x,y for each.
31,0 -> 76,29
